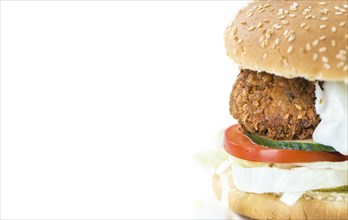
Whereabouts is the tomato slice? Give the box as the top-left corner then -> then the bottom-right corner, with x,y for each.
224,124 -> 348,163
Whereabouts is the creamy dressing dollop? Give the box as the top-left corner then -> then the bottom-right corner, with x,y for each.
313,82 -> 348,155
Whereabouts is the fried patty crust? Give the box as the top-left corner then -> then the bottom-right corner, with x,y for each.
230,69 -> 320,140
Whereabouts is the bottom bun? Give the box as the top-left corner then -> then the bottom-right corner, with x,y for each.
213,174 -> 348,220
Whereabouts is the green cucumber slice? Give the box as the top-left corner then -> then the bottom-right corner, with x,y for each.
245,132 -> 337,152
315,185 -> 348,193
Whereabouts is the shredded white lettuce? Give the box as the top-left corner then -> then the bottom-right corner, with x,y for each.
232,166 -> 347,193
195,150 -> 229,169
216,156 -> 348,206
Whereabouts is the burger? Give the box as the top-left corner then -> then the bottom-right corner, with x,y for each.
213,1 -> 348,219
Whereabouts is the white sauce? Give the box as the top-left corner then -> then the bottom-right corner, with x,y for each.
313,82 -> 348,155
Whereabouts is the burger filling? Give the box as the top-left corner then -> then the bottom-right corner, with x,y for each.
230,69 -> 319,140
219,69 -> 348,206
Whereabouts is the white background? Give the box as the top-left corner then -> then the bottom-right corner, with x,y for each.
1,1 -> 248,219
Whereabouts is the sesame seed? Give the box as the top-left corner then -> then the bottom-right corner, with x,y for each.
241,21 -> 247,25
257,22 -> 263,28
260,35 -> 265,42
331,40 -> 337,47
248,26 -> 255,31
312,40 -> 319,47
273,24 -> 282,29
231,27 -> 238,35
318,2 -> 327,6
319,9 -> 326,15
344,4 -> 348,9
260,42 -> 265,48
258,28 -> 266,34
335,6 -> 340,10
332,27 -> 337,32
335,12 -> 343,15
320,8 -> 330,15
265,33 -> 271,39
306,43 -> 312,51
261,3 -> 271,8
289,13 -> 296,17
320,24 -> 327,29
321,17 -> 329,21
279,15 -> 287,20
313,53 -> 319,61
282,58 -> 289,66
232,48 -> 237,55
263,53 -> 268,60
322,56 -> 329,63
237,38 -> 244,44
337,62 -> 345,68
275,38 -> 280,45
340,8 -> 346,12
284,29 -> 289,36
324,63 -> 331,69
287,45 -> 294,54
261,39 -> 269,48
247,11 -> 253,17
282,20 -> 289,25
339,22 -> 346,27
336,53 -> 347,61
300,22 -> 307,28
288,35 -> 296,42
263,19 -> 270,23
319,36 -> 326,41
319,47 -> 328,52
267,29 -> 274,34
339,50 -> 347,55
293,2 -> 299,7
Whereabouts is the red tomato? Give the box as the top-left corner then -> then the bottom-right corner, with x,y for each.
224,125 -> 348,163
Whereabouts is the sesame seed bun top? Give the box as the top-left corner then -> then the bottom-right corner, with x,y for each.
225,0 -> 348,82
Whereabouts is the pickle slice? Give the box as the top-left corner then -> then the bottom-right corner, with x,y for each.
245,132 -> 337,152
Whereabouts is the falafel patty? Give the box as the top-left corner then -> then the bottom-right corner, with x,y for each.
230,69 -> 320,140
